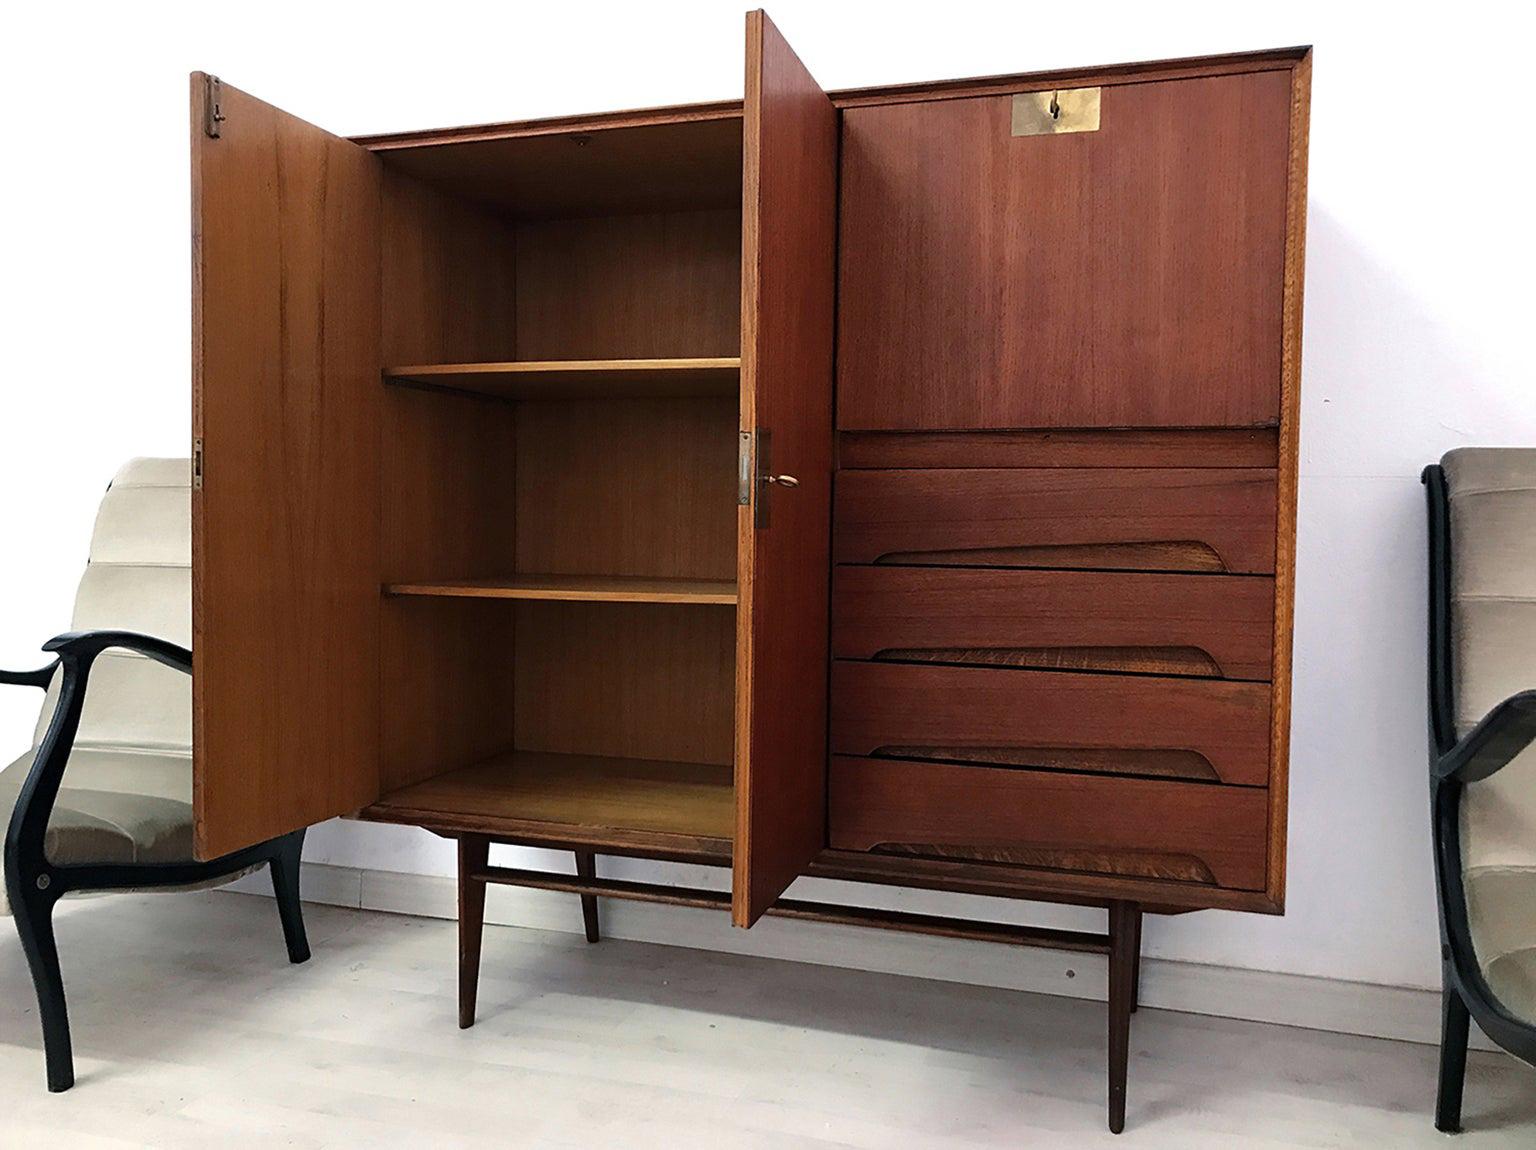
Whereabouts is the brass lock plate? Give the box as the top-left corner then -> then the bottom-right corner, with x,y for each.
1011,87 -> 1101,136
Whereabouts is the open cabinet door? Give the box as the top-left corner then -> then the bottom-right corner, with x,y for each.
733,13 -> 838,926
191,74 -> 383,859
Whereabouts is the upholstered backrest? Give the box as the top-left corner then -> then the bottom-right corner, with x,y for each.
1444,448 -> 1536,1017
32,459 -> 192,755
1444,449 -> 1536,735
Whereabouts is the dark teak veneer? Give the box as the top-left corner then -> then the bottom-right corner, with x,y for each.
188,15 -> 1310,1134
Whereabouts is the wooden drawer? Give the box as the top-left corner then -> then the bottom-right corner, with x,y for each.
829,755 -> 1269,891
833,566 -> 1274,681
834,468 -> 1276,575
831,661 -> 1271,786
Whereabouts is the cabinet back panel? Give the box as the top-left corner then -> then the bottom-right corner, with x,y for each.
379,389 -> 520,791
514,209 -> 742,359
381,169 -> 519,365
836,69 -> 1292,429
514,600 -> 735,766
515,397 -> 738,580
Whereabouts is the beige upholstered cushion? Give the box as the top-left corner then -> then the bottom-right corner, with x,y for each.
1444,448 -> 1536,1022
0,459 -> 236,913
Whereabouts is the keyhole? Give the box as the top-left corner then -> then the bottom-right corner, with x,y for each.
1049,91 -> 1061,120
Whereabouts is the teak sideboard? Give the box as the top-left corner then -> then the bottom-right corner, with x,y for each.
189,12 -> 1309,1133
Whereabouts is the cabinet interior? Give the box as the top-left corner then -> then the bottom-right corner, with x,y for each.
369,116 -> 744,857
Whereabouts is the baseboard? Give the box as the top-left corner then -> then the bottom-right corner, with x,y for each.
226,861 -> 1493,1052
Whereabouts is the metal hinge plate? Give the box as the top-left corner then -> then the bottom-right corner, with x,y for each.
204,75 -> 226,138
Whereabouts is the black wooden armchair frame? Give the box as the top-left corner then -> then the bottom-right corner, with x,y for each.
2,629 -> 310,1092
1423,465 -> 1536,1132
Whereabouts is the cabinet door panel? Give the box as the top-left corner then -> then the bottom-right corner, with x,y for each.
837,70 -> 1292,429
734,11 -> 838,926
192,74 -> 382,858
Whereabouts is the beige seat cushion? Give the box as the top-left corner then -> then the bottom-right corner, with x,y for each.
1,458 -> 246,913
1444,448 -> 1536,1024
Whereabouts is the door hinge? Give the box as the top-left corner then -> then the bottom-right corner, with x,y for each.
204,75 -> 226,138
192,438 -> 204,490
737,431 -> 754,508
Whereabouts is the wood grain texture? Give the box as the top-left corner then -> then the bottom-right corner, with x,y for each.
1266,52 -> 1313,913
191,74 -> 382,859
385,358 -> 740,400
832,661 -> 1272,787
379,387 -> 519,793
733,10 -> 839,927
808,848 -> 1281,914
514,210 -> 741,360
829,755 -> 1269,891
386,574 -> 737,605
514,601 -> 735,767
370,116 -> 743,218
833,566 -> 1275,681
380,169 -> 518,365
514,397 -> 737,580
838,428 -> 1278,471
364,750 -> 733,855
834,468 -> 1277,574
836,71 -> 1293,430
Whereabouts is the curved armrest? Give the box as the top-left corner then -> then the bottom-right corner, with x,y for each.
0,663 -> 57,690
44,630 -> 191,675
1436,690 -> 1536,784
4,630 -> 192,890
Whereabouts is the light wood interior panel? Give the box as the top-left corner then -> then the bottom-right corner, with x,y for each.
514,209 -> 742,359
381,169 -> 518,365
514,601 -> 736,766
515,397 -> 738,580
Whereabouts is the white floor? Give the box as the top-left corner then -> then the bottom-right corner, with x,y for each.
0,892 -> 1532,1148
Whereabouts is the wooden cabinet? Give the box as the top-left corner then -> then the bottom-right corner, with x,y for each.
184,17 -> 1309,1131
189,19 -> 1307,939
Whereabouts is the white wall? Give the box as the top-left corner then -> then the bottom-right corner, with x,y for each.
3,0 -> 1533,994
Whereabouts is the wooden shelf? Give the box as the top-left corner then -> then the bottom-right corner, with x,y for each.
384,358 -> 740,400
384,574 -> 737,605
359,750 -> 734,855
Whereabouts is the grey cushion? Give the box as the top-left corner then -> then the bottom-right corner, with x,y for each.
1443,448 -> 1536,1023
0,459 -> 241,913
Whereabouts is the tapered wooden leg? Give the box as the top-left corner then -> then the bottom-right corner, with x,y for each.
458,835 -> 490,1029
1107,900 -> 1138,1134
1129,905 -> 1143,1013
574,851 -> 600,943
1436,981 -> 1471,1133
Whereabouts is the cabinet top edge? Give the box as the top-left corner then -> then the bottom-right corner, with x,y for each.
351,45 -> 1311,152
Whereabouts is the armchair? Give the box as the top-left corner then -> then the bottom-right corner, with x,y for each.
1,459 -> 309,1092
1423,449 -> 1536,1131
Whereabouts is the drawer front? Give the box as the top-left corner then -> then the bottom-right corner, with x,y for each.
829,755 -> 1269,891
834,468 -> 1277,575
833,566 -> 1275,681
831,661 -> 1271,786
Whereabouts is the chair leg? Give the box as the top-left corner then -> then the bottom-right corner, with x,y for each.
11,887 -> 73,1092
1130,906 -> 1143,1014
458,834 -> 490,1029
1436,981 -> 1471,1133
268,829 -> 310,964
574,850 -> 600,943
1107,900 -> 1138,1134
